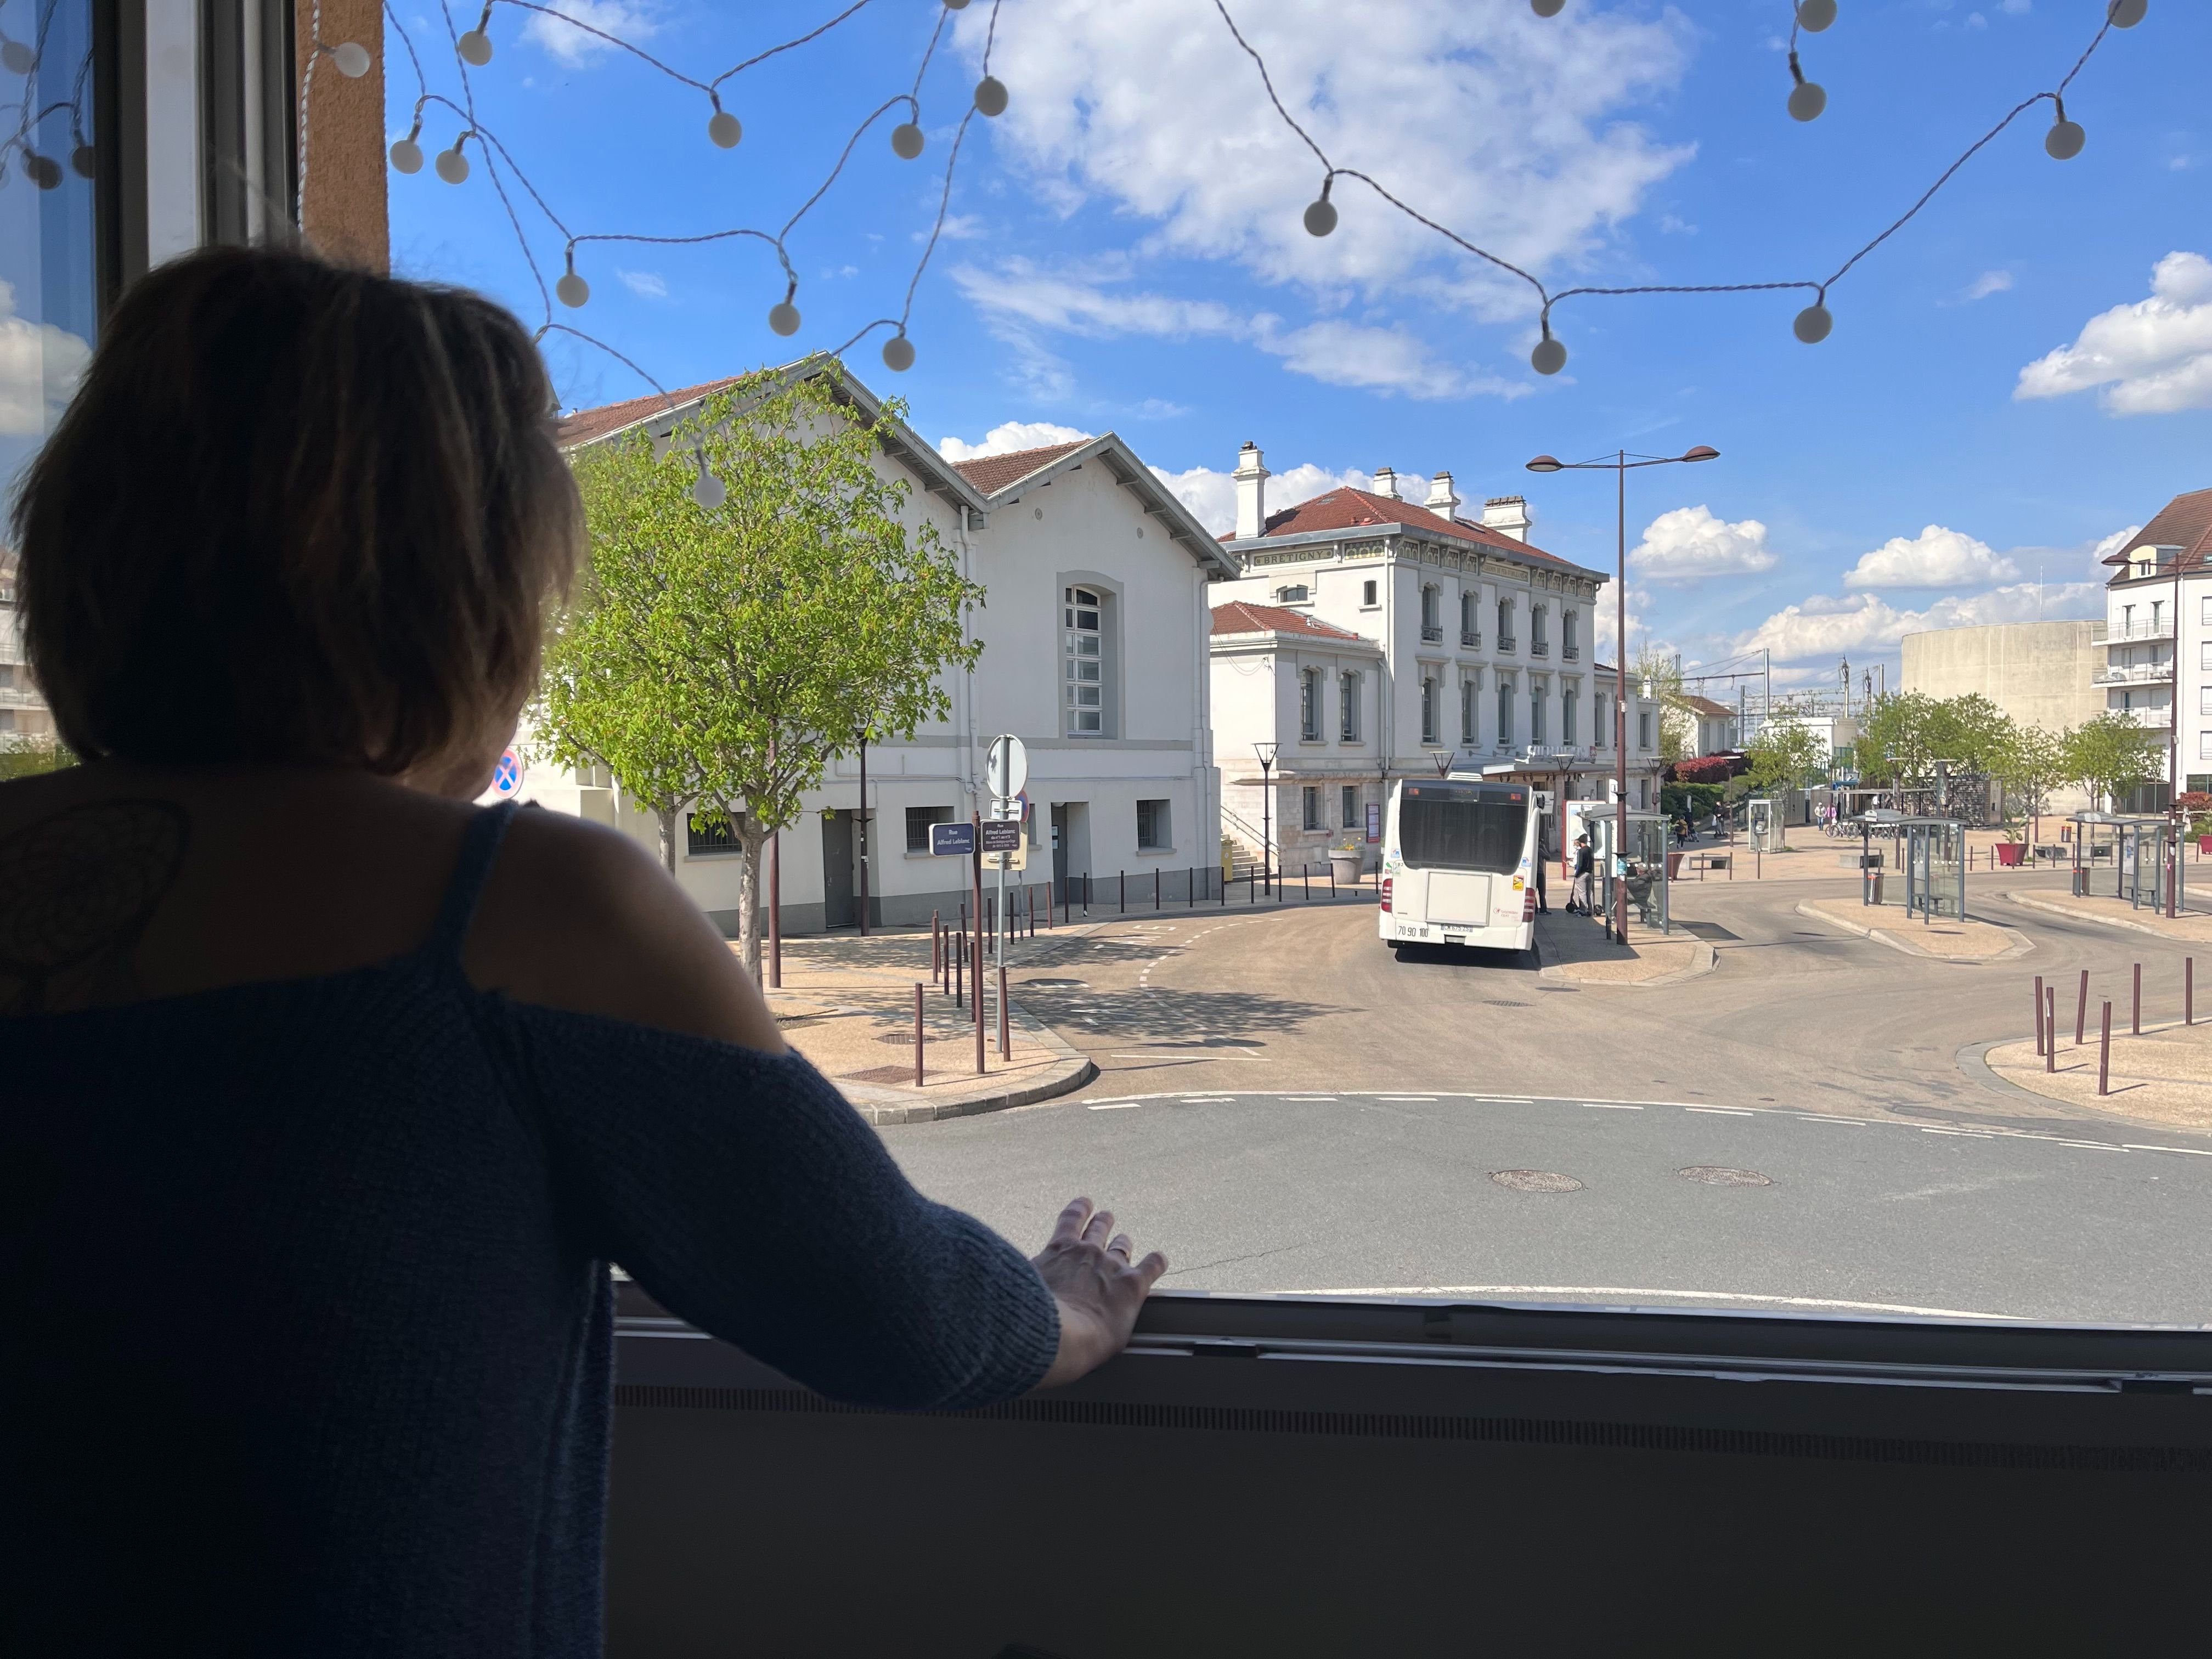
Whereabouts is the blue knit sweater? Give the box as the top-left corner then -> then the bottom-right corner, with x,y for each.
0,802 -> 1059,1655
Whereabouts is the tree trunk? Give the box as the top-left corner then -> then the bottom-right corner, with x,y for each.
736,812 -> 768,983
656,804 -> 678,874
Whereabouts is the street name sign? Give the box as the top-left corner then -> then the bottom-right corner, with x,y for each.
979,820 -> 1023,854
929,821 -> 975,857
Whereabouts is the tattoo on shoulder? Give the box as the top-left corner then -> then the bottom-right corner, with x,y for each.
0,799 -> 190,1016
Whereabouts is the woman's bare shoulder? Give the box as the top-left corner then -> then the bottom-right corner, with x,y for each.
466,806 -> 786,1053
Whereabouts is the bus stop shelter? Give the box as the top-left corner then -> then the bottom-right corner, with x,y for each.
1854,810 -> 1965,923
1584,810 -> 1674,938
2069,812 -> 2186,912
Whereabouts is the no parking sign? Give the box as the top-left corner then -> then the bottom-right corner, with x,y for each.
491,748 -> 523,797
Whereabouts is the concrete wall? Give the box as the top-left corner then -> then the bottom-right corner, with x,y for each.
1900,621 -> 2106,736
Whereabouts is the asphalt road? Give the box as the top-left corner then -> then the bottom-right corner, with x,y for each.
882,869 -> 2212,1325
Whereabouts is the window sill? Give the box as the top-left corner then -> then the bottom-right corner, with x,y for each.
1133,846 -> 1179,858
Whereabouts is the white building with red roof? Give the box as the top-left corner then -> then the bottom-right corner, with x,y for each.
1208,443 -> 1662,870
2098,486 -> 2212,809
506,359 -> 1235,935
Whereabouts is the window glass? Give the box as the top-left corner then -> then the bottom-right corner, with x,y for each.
1136,798 -> 1169,849
1419,675 -> 1436,743
1340,785 -> 1357,829
1301,785 -> 1319,830
905,805 -> 953,853
1496,681 -> 1511,744
1397,786 -> 1527,874
686,812 -> 741,856
1339,672 -> 1358,741
1064,586 -> 1103,736
1300,669 -> 1319,740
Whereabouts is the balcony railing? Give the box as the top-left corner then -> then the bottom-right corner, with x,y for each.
1562,644 -> 1580,661
1530,640 -> 1549,658
2092,662 -> 2173,686
2092,618 -> 2175,643
0,686 -> 50,710
1420,623 -> 1443,642
1460,630 -> 1481,649
1496,636 -> 1517,653
2113,705 -> 2173,729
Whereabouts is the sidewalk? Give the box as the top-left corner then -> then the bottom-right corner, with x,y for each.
1796,898 -> 2031,962
2003,890 -> 2212,944
1983,1017 -> 2212,1131
1534,907 -> 1714,987
748,931 -> 1093,1125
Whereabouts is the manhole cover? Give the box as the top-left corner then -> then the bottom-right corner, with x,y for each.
875,1031 -> 949,1045
1491,1169 -> 1584,1193
1483,1000 -> 1530,1008
1677,1166 -> 1772,1187
843,1065 -> 924,1086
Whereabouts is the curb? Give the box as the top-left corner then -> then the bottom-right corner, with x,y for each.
836,996 -> 1097,1125
1537,939 -> 1717,989
1954,1037 -> 2053,1103
1794,901 -> 2034,963
2002,890 -> 2211,943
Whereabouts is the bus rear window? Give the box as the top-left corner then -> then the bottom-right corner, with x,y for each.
1398,793 -> 1527,874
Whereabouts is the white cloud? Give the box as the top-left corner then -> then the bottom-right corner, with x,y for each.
2000,0 -> 2032,13
936,421 -> 1095,463
0,279 -> 92,437
2015,251 -> 2212,415
1628,505 -> 1776,583
1841,524 -> 2021,590
1962,270 -> 2012,301
520,1 -> 659,66
946,0 -> 1691,323
2090,523 -> 2143,574
616,269 -> 667,299
1737,582 -> 2104,664
950,261 -> 1516,400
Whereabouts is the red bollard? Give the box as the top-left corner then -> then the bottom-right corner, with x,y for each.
2099,1002 -> 2112,1096
2076,969 -> 2089,1046
2034,975 -> 2045,1056
913,982 -> 925,1086
932,910 -> 941,980
2045,989 -> 2056,1074
954,929 -> 963,1008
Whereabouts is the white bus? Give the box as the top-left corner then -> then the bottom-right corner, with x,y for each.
1378,778 -> 1539,956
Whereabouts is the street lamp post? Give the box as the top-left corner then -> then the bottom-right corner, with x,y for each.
1254,741 -> 1278,896
1526,444 -> 1720,948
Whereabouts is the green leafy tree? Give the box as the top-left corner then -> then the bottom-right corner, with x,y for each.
1742,711 -> 1824,845
1855,691 -> 1934,787
1631,647 -> 1691,761
1991,723 -> 2066,845
545,367 -> 985,978
0,733 -> 74,781
2062,712 -> 2159,813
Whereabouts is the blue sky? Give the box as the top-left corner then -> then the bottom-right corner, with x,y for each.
380,0 -> 2210,692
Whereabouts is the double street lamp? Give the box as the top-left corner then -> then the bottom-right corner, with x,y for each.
1525,444 -> 1720,946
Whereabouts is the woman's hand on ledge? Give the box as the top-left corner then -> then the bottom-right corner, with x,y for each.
1031,1196 -> 1169,1390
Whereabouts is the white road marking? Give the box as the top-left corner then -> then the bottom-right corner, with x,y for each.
1583,1103 -> 1643,1111
1793,1115 -> 1865,1126
2053,1139 -> 2128,1152
1376,1096 -> 1438,1102
1086,1101 -> 1144,1110
1297,1285 -> 2024,1320
2125,1144 -> 2212,1157
1686,1107 -> 1755,1116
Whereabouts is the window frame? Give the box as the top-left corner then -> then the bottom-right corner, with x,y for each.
1341,785 -> 1358,830
1420,675 -> 1438,746
905,804 -> 954,854
1136,797 -> 1171,851
1064,584 -> 1107,738
1302,785 -> 1321,832
1300,668 -> 1322,742
1339,672 -> 1361,742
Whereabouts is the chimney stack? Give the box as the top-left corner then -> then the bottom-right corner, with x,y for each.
1233,441 -> 1269,540
1373,466 -> 1400,500
1426,470 -> 1460,518
1482,494 -> 1531,543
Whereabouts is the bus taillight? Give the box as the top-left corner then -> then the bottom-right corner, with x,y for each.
1380,877 -> 1393,914
1521,888 -> 1537,922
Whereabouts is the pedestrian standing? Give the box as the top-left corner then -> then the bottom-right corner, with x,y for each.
1570,834 -> 1595,916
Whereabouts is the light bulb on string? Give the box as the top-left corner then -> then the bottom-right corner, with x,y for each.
692,450 -> 726,510
328,40 -> 371,78
768,281 -> 802,337
435,134 -> 472,184
1303,177 -> 1337,236
707,99 -> 742,149
0,32 -> 35,74
882,331 -> 915,373
2045,98 -> 2085,160
2107,0 -> 2146,26
1530,0 -> 1565,15
973,76 -> 1008,117
891,121 -> 924,159
1787,52 -> 1826,122
556,251 -> 589,308
1796,0 -> 1837,31
389,123 -> 424,173
1531,320 -> 1567,376
944,0 -> 970,9
71,142 -> 96,178
22,149 -> 61,190
1793,297 -> 1832,342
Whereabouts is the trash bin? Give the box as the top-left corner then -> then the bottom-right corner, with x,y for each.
1664,850 -> 1684,879
1867,872 -> 1884,905
1329,850 -> 1362,890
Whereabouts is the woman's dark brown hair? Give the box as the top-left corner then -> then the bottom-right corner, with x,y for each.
10,246 -> 581,774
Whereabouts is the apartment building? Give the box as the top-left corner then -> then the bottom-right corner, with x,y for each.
2100,487 -> 2212,808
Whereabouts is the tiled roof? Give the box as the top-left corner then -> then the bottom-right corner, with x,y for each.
1210,601 -> 1370,642
2108,487 -> 2212,579
945,439 -> 1092,496
1241,486 -> 1579,569
554,377 -> 747,449
1681,694 -> 1735,718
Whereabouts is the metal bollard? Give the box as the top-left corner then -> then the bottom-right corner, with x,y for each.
998,966 -> 1010,1060
954,928 -> 963,1008
932,911 -> 941,980
2134,962 -> 2142,1035
1187,868 -> 1194,909
1155,868 -> 1161,911
2046,989 -> 2056,1074
2099,1002 -> 2112,1096
1120,871 -> 1126,914
2188,957 -> 2196,1027
913,982 -> 925,1086
2033,975 -> 2045,1056
2076,969 -> 2089,1046
973,928 -> 985,1075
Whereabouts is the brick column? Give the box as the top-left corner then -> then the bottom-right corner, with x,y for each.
295,0 -> 389,269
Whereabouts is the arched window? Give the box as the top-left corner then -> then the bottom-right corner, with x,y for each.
1064,586 -> 1103,736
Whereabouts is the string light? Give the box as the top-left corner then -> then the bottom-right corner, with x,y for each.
1796,0 -> 1837,32
708,101 -> 742,149
692,449 -> 726,509
945,0 -> 972,10
2107,0 -> 2146,26
2045,98 -> 2085,160
390,124 -> 424,173
973,75 -> 1008,116
1786,52 -> 1826,122
882,331 -> 916,372
435,133 -> 472,184
324,40 -> 371,80
1530,0 -> 1565,16
1531,321 -> 1566,376
891,120 -> 925,159
769,282 -> 802,337
1793,299 -> 1832,343
556,250 -> 588,307
459,4 -> 495,66
21,148 -> 59,189
0,31 -> 35,75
